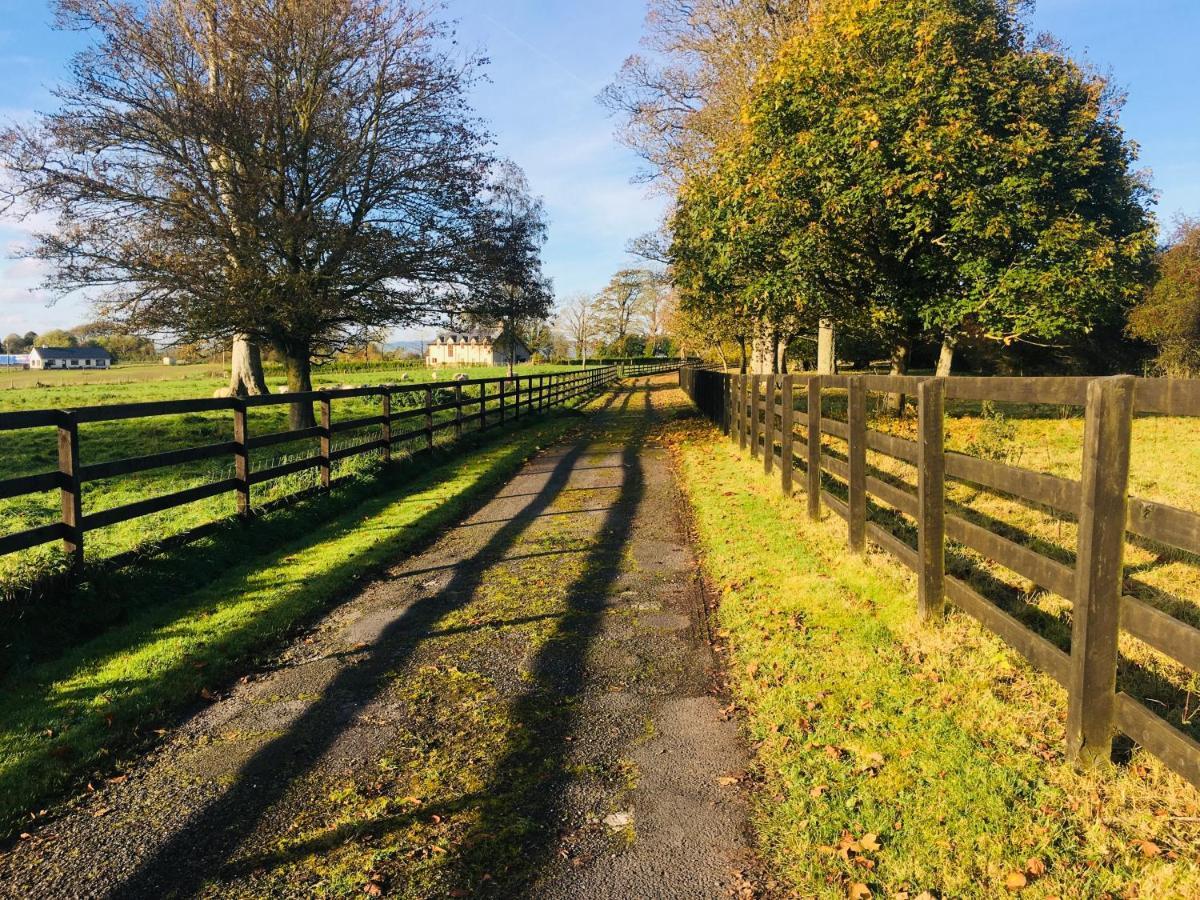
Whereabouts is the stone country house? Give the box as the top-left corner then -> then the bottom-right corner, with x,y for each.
425,331 -> 531,367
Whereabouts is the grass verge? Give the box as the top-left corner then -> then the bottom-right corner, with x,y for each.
0,409 -> 582,839
667,415 -> 1200,899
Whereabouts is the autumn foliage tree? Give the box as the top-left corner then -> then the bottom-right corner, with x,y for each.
1129,219 -> 1200,375
671,0 -> 1156,383
1,0 -> 491,427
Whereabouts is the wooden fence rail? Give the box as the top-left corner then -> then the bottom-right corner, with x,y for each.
0,364 -> 677,573
680,365 -> 1200,790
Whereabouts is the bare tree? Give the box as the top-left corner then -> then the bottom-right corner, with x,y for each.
1,0 -> 490,427
558,294 -> 599,367
599,0 -> 809,186
592,267 -> 652,348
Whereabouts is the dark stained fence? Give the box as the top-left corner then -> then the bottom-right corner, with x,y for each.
680,365 -> 1200,791
0,365 -> 683,574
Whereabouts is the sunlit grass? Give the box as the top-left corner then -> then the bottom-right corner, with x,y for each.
670,415 -> 1200,898
0,410 -> 580,838
0,362 -> 584,587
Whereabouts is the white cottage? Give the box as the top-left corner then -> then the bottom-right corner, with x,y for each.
425,331 -> 531,367
29,346 -> 113,370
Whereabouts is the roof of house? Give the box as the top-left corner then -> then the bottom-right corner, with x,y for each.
32,346 -> 114,360
427,330 -> 531,354
431,331 -> 494,345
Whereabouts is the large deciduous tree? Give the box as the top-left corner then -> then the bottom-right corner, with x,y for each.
456,161 -> 553,376
739,0 -> 1155,388
1,0 -> 490,427
1129,219 -> 1200,375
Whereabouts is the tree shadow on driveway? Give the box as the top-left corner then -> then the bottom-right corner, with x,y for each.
108,387 -> 643,898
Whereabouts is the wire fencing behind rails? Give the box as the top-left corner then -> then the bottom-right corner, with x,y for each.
681,365 -> 1200,791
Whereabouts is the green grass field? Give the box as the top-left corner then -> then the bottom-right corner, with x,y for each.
670,413 -> 1200,898
0,361 -> 577,591
0,407 -> 584,838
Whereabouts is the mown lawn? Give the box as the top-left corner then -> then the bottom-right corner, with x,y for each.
0,361 -> 578,589
0,409 -> 582,839
668,413 -> 1200,898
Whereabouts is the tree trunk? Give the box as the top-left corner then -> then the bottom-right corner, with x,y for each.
736,335 -> 748,374
817,319 -> 836,375
777,334 -> 789,374
770,329 -> 780,375
229,334 -> 269,396
936,333 -> 958,377
716,342 -> 729,372
885,336 -> 912,416
282,346 -> 316,430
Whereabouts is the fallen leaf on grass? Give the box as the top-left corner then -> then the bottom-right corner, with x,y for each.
1025,857 -> 1046,876
1132,839 -> 1161,858
810,784 -> 828,798
363,880 -> 385,896
717,776 -> 740,786
1004,871 -> 1027,891
858,833 -> 881,852
848,883 -> 871,899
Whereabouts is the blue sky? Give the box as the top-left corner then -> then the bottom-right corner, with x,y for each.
0,0 -> 1197,340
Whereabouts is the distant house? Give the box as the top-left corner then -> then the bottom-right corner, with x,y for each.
28,346 -> 114,370
425,331 -> 531,367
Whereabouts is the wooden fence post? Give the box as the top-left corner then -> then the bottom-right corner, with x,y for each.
750,376 -> 762,459
807,377 -> 822,520
454,383 -> 463,438
736,375 -> 746,450
424,386 -> 434,449
725,375 -> 733,436
764,374 -> 776,476
57,410 -> 83,569
498,379 -> 506,424
917,378 -> 946,619
381,391 -> 392,463
1066,375 -> 1135,768
233,400 -> 251,518
847,375 -> 866,552
319,395 -> 332,489
781,375 -> 794,495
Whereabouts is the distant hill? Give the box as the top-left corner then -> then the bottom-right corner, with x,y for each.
383,340 -> 427,355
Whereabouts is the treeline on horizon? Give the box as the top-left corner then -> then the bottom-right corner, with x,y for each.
603,0 -> 1200,381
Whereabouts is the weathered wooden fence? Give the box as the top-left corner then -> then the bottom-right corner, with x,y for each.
680,365 -> 1200,789
0,364 -> 676,574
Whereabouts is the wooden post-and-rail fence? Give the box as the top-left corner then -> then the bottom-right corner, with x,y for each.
0,364 -> 677,579
679,364 -> 1200,791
